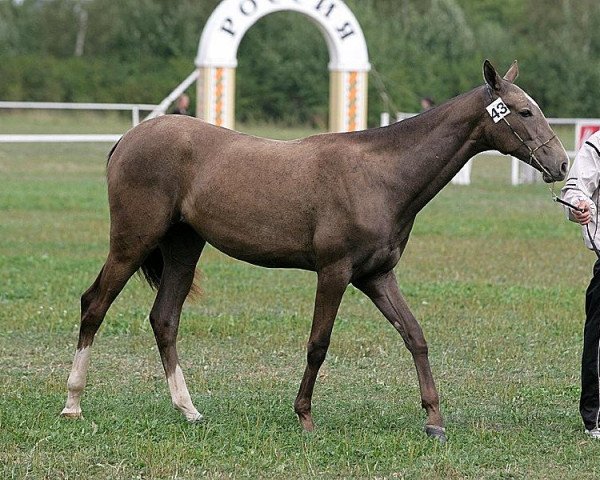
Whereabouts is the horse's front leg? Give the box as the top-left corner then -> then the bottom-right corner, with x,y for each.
354,270 -> 446,442
294,262 -> 351,431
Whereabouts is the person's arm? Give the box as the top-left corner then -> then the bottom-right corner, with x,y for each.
561,138 -> 600,223
572,200 -> 592,225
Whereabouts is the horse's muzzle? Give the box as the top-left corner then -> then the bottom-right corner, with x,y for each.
542,160 -> 568,183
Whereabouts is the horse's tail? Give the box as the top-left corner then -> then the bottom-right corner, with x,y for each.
138,224 -> 202,295
140,247 -> 163,290
106,137 -> 122,167
139,243 -> 201,296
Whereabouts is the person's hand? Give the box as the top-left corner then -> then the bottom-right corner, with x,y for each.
573,200 -> 592,225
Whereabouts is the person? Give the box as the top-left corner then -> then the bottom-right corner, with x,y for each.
561,130 -> 600,439
420,97 -> 435,111
171,94 -> 190,115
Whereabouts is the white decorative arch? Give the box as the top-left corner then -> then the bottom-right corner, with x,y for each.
195,0 -> 371,131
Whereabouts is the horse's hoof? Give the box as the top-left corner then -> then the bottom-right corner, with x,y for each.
425,424 -> 447,443
297,413 -> 315,432
186,412 -> 204,423
302,422 -> 315,433
60,407 -> 83,419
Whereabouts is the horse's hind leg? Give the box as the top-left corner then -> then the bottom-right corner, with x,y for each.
354,270 -> 446,443
61,189 -> 175,419
61,251 -> 142,418
149,224 -> 205,422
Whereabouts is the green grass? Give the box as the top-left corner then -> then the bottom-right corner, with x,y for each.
1,112 -> 598,479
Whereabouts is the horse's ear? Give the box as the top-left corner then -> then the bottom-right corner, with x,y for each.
503,60 -> 519,83
483,59 -> 502,91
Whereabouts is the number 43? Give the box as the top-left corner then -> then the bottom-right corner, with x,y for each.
486,98 -> 510,123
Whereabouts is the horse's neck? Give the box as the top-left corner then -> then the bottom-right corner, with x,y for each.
367,86 -> 489,216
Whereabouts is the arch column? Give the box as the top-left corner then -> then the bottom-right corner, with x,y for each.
196,0 -> 370,132
329,70 -> 368,132
197,66 -> 236,128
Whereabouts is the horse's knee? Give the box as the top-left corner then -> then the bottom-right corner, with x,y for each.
149,316 -> 174,338
307,340 -> 329,367
149,305 -> 177,331
409,340 -> 428,356
402,326 -> 428,356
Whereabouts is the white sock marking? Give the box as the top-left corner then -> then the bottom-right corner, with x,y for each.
61,346 -> 91,416
167,364 -> 202,421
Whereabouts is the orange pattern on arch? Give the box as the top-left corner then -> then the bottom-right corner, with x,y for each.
215,68 -> 224,126
347,72 -> 358,131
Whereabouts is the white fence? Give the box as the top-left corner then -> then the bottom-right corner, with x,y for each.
0,102 -> 596,186
0,69 -> 198,144
0,134 -> 124,143
0,101 -> 158,143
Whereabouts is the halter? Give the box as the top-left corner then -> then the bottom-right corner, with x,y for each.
486,85 -> 557,181
486,85 -> 600,258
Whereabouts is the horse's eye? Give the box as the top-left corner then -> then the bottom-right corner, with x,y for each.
519,109 -> 533,118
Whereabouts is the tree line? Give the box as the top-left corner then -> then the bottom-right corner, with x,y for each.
1,0 -> 600,126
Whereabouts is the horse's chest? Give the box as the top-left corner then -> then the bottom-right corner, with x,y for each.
351,245 -> 401,280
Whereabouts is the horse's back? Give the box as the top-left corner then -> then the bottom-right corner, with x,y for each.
106,116 -> 329,269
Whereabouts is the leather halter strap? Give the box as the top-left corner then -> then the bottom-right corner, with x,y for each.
486,86 -> 557,181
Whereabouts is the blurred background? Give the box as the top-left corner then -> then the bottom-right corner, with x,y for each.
2,0 -> 600,128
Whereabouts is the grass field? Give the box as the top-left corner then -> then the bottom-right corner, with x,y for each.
1,111 -> 599,479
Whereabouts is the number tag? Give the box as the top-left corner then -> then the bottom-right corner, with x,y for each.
486,98 -> 510,123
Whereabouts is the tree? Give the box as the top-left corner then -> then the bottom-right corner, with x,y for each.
2,0 -> 600,122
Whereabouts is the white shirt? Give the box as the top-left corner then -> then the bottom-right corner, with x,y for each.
561,131 -> 600,250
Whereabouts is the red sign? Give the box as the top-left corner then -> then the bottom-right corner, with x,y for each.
576,122 -> 600,150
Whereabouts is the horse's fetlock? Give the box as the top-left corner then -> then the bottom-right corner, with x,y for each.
294,399 -> 311,415
67,375 -> 84,393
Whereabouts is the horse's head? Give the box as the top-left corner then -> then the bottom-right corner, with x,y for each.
482,60 -> 568,182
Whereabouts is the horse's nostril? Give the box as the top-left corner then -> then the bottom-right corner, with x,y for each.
560,161 -> 568,175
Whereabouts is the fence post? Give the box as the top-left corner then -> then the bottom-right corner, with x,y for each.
451,160 -> 472,185
380,112 -> 390,127
511,157 -> 541,185
511,157 -> 519,185
132,106 -> 140,126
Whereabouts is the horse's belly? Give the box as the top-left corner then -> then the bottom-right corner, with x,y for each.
205,233 -> 316,270
186,206 -> 316,270
210,240 -> 315,270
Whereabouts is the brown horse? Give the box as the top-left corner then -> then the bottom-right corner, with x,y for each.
61,61 -> 568,442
